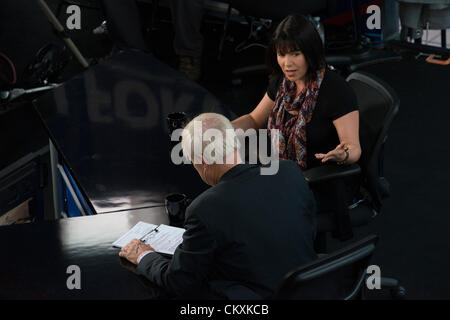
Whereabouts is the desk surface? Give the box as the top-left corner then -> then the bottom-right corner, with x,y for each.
0,207 -> 169,300
33,50 -> 234,214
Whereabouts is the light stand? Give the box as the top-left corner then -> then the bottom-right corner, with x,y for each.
35,0 -> 90,69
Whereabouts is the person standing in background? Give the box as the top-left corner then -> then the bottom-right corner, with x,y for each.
170,0 -> 204,81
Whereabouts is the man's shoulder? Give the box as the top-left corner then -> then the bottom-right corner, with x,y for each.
270,160 -> 309,187
273,160 -> 303,176
278,159 -> 300,169
186,187 -> 221,219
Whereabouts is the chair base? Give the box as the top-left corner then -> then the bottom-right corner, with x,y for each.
381,277 -> 407,300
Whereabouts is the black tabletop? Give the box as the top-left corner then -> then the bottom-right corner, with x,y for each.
0,207 -> 170,300
33,50 -> 234,214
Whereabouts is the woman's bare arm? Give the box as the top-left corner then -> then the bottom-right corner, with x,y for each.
231,93 -> 275,130
315,110 -> 362,164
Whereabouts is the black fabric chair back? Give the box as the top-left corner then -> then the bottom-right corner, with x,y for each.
346,72 -> 399,212
274,234 -> 378,300
229,0 -> 328,21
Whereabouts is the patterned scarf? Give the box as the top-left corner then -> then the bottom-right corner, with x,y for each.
268,69 -> 325,170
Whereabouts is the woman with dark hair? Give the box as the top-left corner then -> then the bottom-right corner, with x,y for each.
232,14 -> 361,170
232,14 -> 361,237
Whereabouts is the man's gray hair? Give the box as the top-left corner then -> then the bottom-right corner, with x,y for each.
181,113 -> 241,164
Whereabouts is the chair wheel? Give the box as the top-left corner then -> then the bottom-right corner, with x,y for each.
391,285 -> 406,299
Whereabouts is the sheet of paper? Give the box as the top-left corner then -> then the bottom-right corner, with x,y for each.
112,221 -> 158,248
141,224 -> 185,255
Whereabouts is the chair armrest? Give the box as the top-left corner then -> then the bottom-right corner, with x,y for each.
303,163 -> 361,184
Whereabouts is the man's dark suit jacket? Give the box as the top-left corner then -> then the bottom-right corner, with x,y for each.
137,160 -> 317,299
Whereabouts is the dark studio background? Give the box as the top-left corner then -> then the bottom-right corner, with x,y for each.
0,0 -> 449,300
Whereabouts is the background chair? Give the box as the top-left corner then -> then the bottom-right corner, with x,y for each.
302,70 -> 405,299
219,0 -> 400,80
397,0 -> 450,47
304,70 -> 399,247
391,0 -> 450,65
274,234 -> 378,300
218,0 -> 328,74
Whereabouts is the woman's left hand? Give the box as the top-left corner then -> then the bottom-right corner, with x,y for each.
315,143 -> 348,163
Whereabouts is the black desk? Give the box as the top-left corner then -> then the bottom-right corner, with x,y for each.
33,50 -> 234,214
0,207 -> 169,299
2,51 -> 235,299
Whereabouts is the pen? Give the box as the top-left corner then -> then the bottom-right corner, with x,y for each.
140,226 -> 159,242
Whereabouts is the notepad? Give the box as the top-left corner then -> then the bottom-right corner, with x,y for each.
112,221 -> 185,255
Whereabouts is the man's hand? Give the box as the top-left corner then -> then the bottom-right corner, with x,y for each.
119,239 -> 154,265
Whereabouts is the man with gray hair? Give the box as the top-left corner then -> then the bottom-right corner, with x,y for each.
181,113 -> 243,183
119,113 -> 317,299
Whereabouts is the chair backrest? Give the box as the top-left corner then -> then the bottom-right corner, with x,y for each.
274,234 -> 378,300
229,0 -> 328,21
346,71 -> 399,212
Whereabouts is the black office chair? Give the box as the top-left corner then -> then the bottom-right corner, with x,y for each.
303,71 -> 399,244
302,71 -> 405,299
274,234 -> 378,300
219,0 -> 400,80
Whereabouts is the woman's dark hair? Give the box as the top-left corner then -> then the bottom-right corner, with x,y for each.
266,14 -> 326,83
